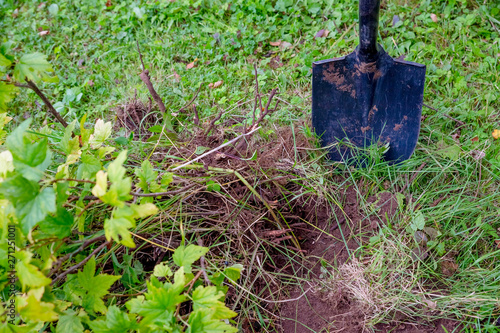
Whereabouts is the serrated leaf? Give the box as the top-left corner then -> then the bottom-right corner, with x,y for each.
187,308 -> 238,333
192,286 -> 237,320
0,53 -> 11,67
15,251 -> 51,291
0,175 -> 56,234
134,160 -> 158,192
160,172 -> 173,190
6,118 -> 52,181
153,262 -> 173,278
13,52 -> 56,83
108,150 -> 127,183
89,119 -> 112,149
56,309 -> 84,333
18,293 -> 58,322
88,305 -> 137,333
0,82 -> 18,112
173,245 -> 209,274
38,207 -> 74,238
65,257 -> 121,315
92,170 -> 108,197
130,203 -> 158,218
77,152 -> 101,179
104,216 -> 135,248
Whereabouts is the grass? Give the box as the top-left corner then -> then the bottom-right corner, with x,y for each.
2,0 -> 500,331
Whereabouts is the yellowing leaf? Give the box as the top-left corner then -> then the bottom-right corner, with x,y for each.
208,80 -> 223,89
492,129 -> 500,139
0,81 -> 18,112
18,293 -> 58,322
89,119 -> 112,149
92,170 -> 108,197
130,203 -> 158,218
0,150 -> 14,179
15,251 -> 52,291
186,59 -> 197,69
13,52 -> 56,83
153,262 -> 173,278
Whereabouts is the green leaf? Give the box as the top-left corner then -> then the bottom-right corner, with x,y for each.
13,52 -> 56,83
104,216 -> 135,248
195,146 -> 211,155
38,207 -> 74,238
160,172 -> 174,190
15,251 -> 51,291
77,152 -> 101,179
6,119 -> 52,181
173,245 -> 209,274
56,309 -> 84,333
435,144 -> 461,161
0,175 -> 56,234
64,257 -> 121,315
0,53 -> 11,67
88,306 -> 137,333
108,150 -> 128,183
134,160 -> 158,193
410,211 -> 426,232
0,82 -> 18,112
153,262 -> 173,278
192,286 -> 237,319
187,308 -> 238,333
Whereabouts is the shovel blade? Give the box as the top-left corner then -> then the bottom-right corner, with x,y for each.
312,49 -> 426,163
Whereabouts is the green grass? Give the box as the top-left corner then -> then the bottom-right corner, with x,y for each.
1,0 -> 500,331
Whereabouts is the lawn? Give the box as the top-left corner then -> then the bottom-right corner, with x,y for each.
1,0 -> 499,332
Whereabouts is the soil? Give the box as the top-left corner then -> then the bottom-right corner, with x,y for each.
117,102 -> 463,333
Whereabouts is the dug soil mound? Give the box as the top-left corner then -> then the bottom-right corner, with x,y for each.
117,104 -> 461,332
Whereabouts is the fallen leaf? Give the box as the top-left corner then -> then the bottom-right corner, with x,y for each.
424,299 -> 437,309
12,8 -> 19,18
173,71 -> 180,82
106,0 -> 112,7
430,13 -> 438,22
87,80 -> 94,87
392,15 -> 400,26
492,129 -> 500,139
495,240 -> 500,249
451,132 -> 460,141
186,58 -> 198,69
315,29 -> 329,38
471,136 -> 479,142
280,41 -> 292,50
208,80 -> 223,89
37,2 -> 46,10
270,41 -> 281,46
470,150 -> 485,160
39,30 -> 49,36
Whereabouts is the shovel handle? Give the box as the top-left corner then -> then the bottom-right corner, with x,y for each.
358,0 -> 380,61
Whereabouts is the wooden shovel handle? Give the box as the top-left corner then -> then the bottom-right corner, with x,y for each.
358,0 -> 380,61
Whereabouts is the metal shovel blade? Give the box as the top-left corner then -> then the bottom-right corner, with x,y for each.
312,0 -> 426,163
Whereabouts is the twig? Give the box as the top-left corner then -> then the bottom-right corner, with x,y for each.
423,103 -> 465,127
180,84 -> 202,112
51,241 -> 110,285
170,127 -> 260,171
130,184 -> 196,197
253,64 -> 263,114
193,105 -> 199,125
15,80 -> 68,127
204,108 -> 224,136
253,88 -> 278,129
197,238 -> 211,285
136,41 -> 166,114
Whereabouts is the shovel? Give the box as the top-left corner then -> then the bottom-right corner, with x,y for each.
312,0 -> 426,163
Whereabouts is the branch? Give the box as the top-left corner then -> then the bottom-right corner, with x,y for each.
16,80 -> 68,128
204,108 -> 224,136
136,41 -> 167,114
